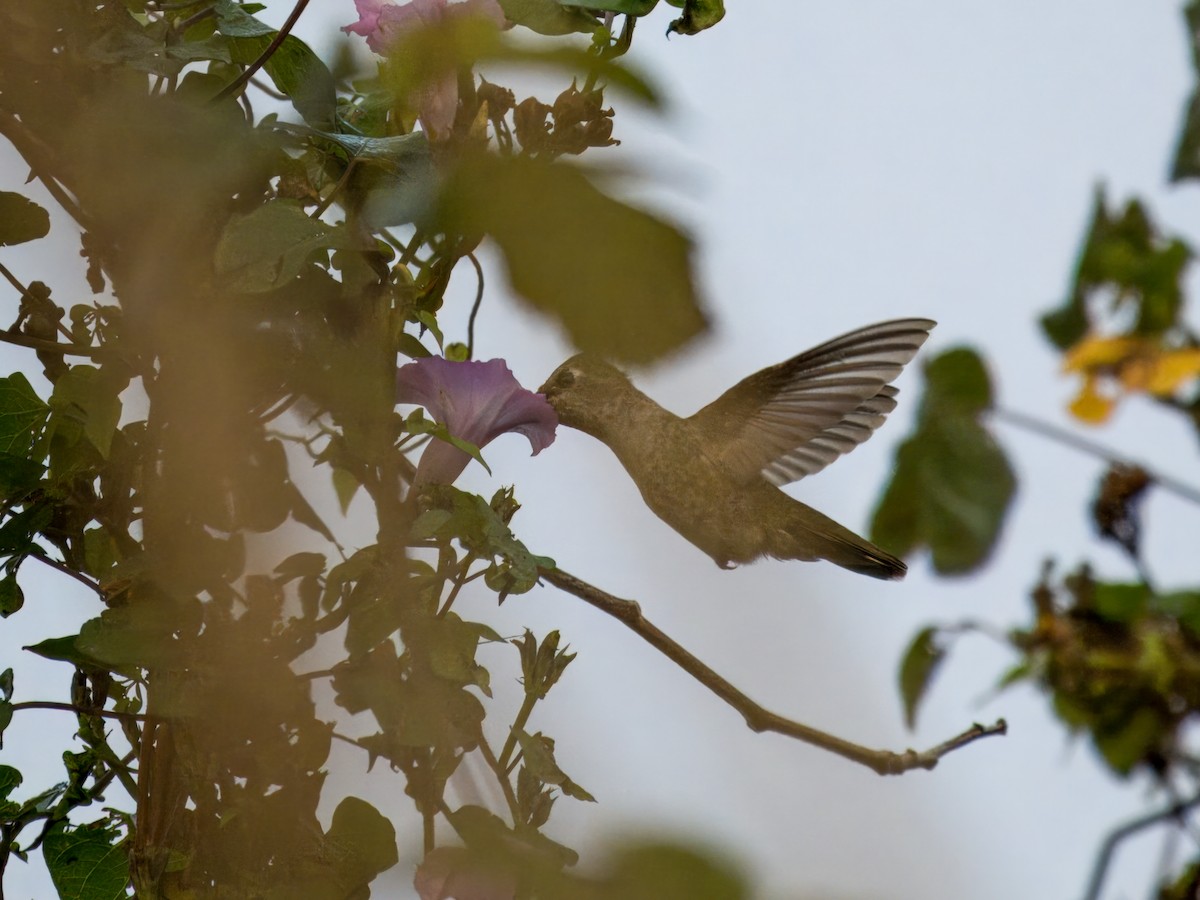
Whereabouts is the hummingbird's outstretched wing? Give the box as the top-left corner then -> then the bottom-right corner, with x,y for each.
689,318 -> 935,486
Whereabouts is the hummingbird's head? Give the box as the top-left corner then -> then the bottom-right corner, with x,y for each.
538,354 -> 633,435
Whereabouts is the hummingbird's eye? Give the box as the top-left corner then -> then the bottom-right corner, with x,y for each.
557,369 -> 576,388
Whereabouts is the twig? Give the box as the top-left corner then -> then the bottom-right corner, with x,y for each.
466,253 -> 485,359
539,567 -> 1007,776
437,553 -> 478,618
0,330 -> 104,359
0,261 -> 29,298
993,407 -> 1200,508
11,701 -> 146,723
250,76 -> 288,101
30,552 -> 107,598
212,0 -> 312,103
1082,791 -> 1200,900
310,157 -> 358,220
476,734 -> 522,826
0,109 -> 90,231
498,694 -> 537,774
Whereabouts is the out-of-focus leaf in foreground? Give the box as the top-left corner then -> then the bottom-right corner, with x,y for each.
382,15 -> 661,109
871,347 -> 1015,575
433,153 -> 706,363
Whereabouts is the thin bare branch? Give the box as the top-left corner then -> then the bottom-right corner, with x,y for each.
30,552 -> 107,598
993,407 -> 1200,508
539,567 -> 1007,776
211,0 -> 312,103
1082,791 -> 1200,900
0,329 -> 104,359
0,109 -> 90,230
466,253 -> 485,359
11,701 -> 146,723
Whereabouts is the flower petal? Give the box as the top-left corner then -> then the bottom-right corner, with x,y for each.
342,0 -> 391,38
396,357 -> 558,484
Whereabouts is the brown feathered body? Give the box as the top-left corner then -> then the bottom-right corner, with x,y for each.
539,319 -> 936,580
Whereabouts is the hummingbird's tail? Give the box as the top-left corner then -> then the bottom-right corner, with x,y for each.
773,501 -> 907,580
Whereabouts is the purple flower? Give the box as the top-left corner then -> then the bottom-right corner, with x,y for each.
396,357 -> 558,485
343,0 -> 507,138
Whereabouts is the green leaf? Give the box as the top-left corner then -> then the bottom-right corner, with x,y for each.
870,347 -> 1015,575
397,333 -> 432,359
0,574 -> 23,617
448,804 -> 512,847
1040,188 -> 1191,347
82,527 -> 119,578
214,0 -> 336,128
404,409 -> 492,475
560,0 -> 658,13
515,730 -> 596,802
77,596 -> 201,672
1093,581 -> 1150,623
898,627 -> 945,730
501,0 -> 608,34
1171,89 -> 1200,182
994,661 -> 1033,692
332,642 -> 485,750
665,0 -> 725,34
49,366 -> 123,459
294,129 -> 435,229
0,452 -> 45,502
0,700 -> 11,748
433,153 -> 705,364
1093,706 -> 1165,777
0,191 -> 50,246
0,764 -> 21,802
215,200 -> 350,293
0,667 -> 11,701
0,502 -> 51,556
605,842 -> 746,900
0,373 -> 50,456
24,635 -> 113,670
273,551 -> 327,582
165,34 -> 233,65
383,14 -> 659,107
43,823 -> 129,900
418,485 -> 551,595
331,467 -> 360,515
325,797 -> 399,886
1172,1 -> 1200,182
1153,590 -> 1200,637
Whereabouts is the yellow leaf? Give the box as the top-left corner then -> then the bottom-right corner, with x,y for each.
1063,335 -> 1140,373
1145,348 -> 1200,395
1069,377 -> 1116,424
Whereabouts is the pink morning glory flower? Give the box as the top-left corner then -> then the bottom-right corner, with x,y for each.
396,356 -> 558,485
343,0 -> 506,138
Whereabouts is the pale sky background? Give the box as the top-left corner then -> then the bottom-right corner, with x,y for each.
4,3 -> 1200,899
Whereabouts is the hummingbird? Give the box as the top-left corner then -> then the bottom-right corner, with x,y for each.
538,318 -> 935,579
